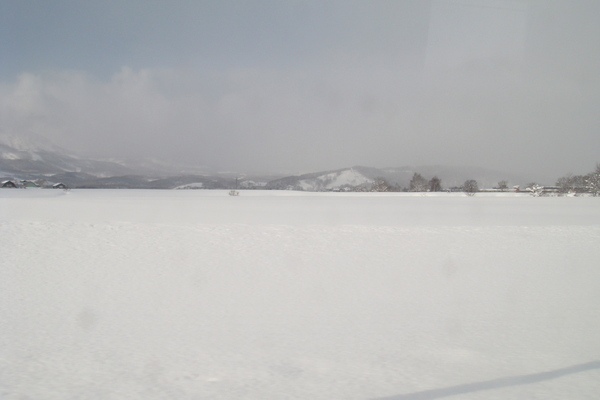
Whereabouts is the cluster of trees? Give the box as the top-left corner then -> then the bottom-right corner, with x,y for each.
407,173 -> 440,192
555,163 -> 600,196
362,173 -> 481,194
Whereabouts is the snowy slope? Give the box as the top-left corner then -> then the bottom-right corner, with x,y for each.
1,190 -> 600,399
0,134 -> 273,188
297,168 -> 372,190
0,133 -> 134,177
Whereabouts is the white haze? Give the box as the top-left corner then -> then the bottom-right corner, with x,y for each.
1,0 -> 599,181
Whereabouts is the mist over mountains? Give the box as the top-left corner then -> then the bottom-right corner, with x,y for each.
1,133 -> 533,190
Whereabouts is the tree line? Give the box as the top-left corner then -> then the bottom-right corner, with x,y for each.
404,173 -> 481,194
349,173 -> 484,194
355,163 -> 600,196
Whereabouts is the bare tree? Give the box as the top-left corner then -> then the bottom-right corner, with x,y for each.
463,179 -> 478,196
497,180 -> 509,191
409,173 -> 429,192
556,174 -> 586,194
371,177 -> 393,192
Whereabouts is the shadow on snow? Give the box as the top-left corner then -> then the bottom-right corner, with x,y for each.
373,361 -> 600,400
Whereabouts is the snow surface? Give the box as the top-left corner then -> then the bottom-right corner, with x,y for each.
1,190 -> 600,399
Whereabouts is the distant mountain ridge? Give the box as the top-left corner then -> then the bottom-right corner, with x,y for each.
1,133 -> 532,190
0,133 -> 277,189
0,133 -> 135,177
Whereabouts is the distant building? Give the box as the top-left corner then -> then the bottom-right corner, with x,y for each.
52,182 -> 69,189
21,180 -> 40,188
1,180 -> 18,188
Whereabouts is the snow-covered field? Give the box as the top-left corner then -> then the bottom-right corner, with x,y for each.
1,189 -> 600,400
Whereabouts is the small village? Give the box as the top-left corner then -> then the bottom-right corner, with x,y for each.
1,179 -> 69,190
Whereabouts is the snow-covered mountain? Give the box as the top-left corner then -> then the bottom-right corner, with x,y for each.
0,134 -> 274,188
266,167 -> 370,191
266,167 -> 372,191
0,133 -> 134,178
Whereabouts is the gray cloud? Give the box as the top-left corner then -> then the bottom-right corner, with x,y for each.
1,0 -> 599,181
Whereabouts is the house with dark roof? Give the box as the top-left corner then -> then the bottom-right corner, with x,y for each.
1,180 -> 18,188
52,182 -> 69,189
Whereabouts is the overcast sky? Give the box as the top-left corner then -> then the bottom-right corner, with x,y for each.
1,0 -> 599,180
